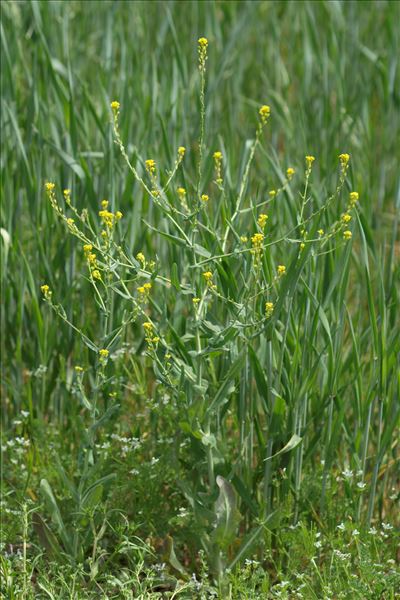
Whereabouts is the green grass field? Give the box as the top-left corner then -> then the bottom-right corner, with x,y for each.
1,1 -> 399,598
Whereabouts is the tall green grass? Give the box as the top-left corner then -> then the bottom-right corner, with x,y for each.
1,0 -> 399,590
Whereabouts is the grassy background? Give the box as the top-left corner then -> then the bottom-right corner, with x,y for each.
1,0 -> 399,597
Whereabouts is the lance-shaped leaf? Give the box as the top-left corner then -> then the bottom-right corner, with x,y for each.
264,434 -> 302,461
211,476 -> 241,549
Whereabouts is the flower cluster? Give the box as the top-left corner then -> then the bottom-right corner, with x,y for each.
40,284 -> 52,300
349,191 -> 359,208
145,159 -> 156,174
305,155 -> 315,175
259,104 -> 271,125
257,213 -> 268,229
137,282 -> 152,303
198,37 -> 208,72
339,153 -> 350,168
277,265 -> 286,277
265,302 -> 274,318
251,232 -> 264,262
213,150 -> 223,185
286,167 -> 295,180
83,244 -> 101,281
203,270 -> 215,289
143,321 -> 159,347
305,155 -> 315,168
99,348 -> 109,364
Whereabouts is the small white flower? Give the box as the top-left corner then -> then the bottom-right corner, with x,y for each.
382,522 -> 393,531
369,527 -> 378,535
342,469 -> 353,480
337,522 -> 345,531
315,540 -> 322,548
352,529 -> 360,536
357,481 -> 366,490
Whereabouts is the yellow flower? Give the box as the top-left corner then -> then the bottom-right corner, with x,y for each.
251,232 -> 264,248
66,218 -> 74,226
178,146 -> 186,157
115,211 -> 123,220
339,153 -> 350,166
136,252 -> 145,265
83,244 -> 92,253
257,213 -> 268,228
110,100 -> 120,111
305,155 -> 315,168
192,297 -> 200,304
143,322 -> 153,332
251,232 -> 264,260
74,366 -> 84,373
101,200 -> 109,209
342,213 -> 352,223
40,284 -> 51,297
277,265 -> 286,276
201,194 -> 209,202
318,229 -> 324,237
99,348 -> 109,358
269,190 -> 276,198
145,159 -> 156,174
213,151 -> 223,184
177,187 -> 186,196
286,167 -> 295,180
343,230 -> 352,240
198,37 -> 208,71
92,270 -> 101,280
349,191 -> 359,207
63,189 -> 71,198
45,182 -> 55,192
265,302 -> 274,318
138,282 -> 152,300
240,235 -> 248,243
259,105 -> 271,124
152,336 -> 160,344
203,271 -> 213,282
99,209 -> 115,228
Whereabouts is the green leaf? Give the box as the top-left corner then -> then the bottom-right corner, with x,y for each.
171,262 -> 181,290
162,535 -> 189,580
211,476 -> 241,549
40,479 -> 72,554
206,350 -> 245,415
264,434 -> 302,461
